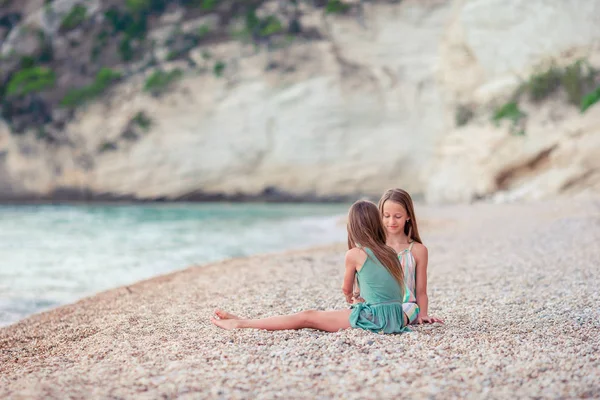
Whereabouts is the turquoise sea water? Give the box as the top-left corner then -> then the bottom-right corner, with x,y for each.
0,203 -> 348,326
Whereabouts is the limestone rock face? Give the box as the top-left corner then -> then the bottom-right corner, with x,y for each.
1,0 -> 599,202
424,103 -> 600,204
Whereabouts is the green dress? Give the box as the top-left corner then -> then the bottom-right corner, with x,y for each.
349,248 -> 408,334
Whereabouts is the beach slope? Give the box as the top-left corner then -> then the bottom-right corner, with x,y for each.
1,197 -> 599,399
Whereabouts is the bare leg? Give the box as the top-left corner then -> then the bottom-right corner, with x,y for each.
211,309 -> 352,332
215,309 -> 240,320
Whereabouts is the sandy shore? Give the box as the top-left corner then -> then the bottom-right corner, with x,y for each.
1,196 -> 599,399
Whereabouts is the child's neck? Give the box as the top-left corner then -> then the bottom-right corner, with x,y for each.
387,232 -> 411,246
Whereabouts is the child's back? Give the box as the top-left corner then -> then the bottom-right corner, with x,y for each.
355,248 -> 404,303
350,248 -> 407,333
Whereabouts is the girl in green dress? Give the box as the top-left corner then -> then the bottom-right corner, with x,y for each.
210,200 -> 408,333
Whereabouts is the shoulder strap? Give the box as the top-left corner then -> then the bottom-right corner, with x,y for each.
408,241 -> 415,251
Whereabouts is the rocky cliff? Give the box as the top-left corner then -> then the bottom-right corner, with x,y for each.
1,0 -> 599,203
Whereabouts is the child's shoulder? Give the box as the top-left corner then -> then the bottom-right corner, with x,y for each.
411,241 -> 428,256
345,247 -> 368,264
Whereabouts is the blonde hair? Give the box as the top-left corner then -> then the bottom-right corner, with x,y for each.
347,200 -> 405,290
378,188 -> 423,244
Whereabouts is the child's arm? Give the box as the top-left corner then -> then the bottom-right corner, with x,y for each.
342,248 -> 364,304
414,243 -> 444,324
352,275 -> 365,304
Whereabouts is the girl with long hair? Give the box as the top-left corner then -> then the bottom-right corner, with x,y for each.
211,200 -> 409,333
377,188 -> 443,324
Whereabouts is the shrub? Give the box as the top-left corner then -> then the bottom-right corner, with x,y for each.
104,7 -> 148,38
6,66 -> 56,97
118,37 -> 135,61
495,59 -> 599,132
144,69 -> 183,94
581,86 -> 600,113
120,111 -> 153,141
98,141 -> 118,153
524,64 -> 562,102
60,4 -> 87,31
103,6 -> 149,61
125,0 -> 151,13
521,60 -> 597,105
259,16 -> 283,36
492,101 -> 526,135
325,0 -> 351,14
213,61 -> 226,77
242,9 -> 285,40
493,101 -> 525,123
19,56 -> 36,68
125,0 -> 168,14
201,0 -> 217,11
61,68 -> 122,107
562,60 -> 597,106
132,111 -> 152,131
197,25 -> 210,39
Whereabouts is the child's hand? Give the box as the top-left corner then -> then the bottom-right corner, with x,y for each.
416,315 -> 444,324
352,296 -> 365,304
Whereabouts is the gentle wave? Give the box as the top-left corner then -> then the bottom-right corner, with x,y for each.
0,203 -> 349,326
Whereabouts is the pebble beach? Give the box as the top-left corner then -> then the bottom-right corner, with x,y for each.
1,197 -> 599,399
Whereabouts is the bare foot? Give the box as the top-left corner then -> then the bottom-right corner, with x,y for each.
210,317 -> 241,330
214,309 -> 240,320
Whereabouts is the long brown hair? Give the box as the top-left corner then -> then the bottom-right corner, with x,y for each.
378,188 -> 423,244
347,200 -> 404,290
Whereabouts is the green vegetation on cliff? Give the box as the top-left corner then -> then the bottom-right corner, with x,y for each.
523,60 -> 598,107
60,4 -> 88,32
5,66 -> 56,97
581,86 -> 600,112
144,69 -> 183,95
61,68 -> 122,107
492,101 -> 526,136
483,59 -> 600,135
0,0 -> 359,140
